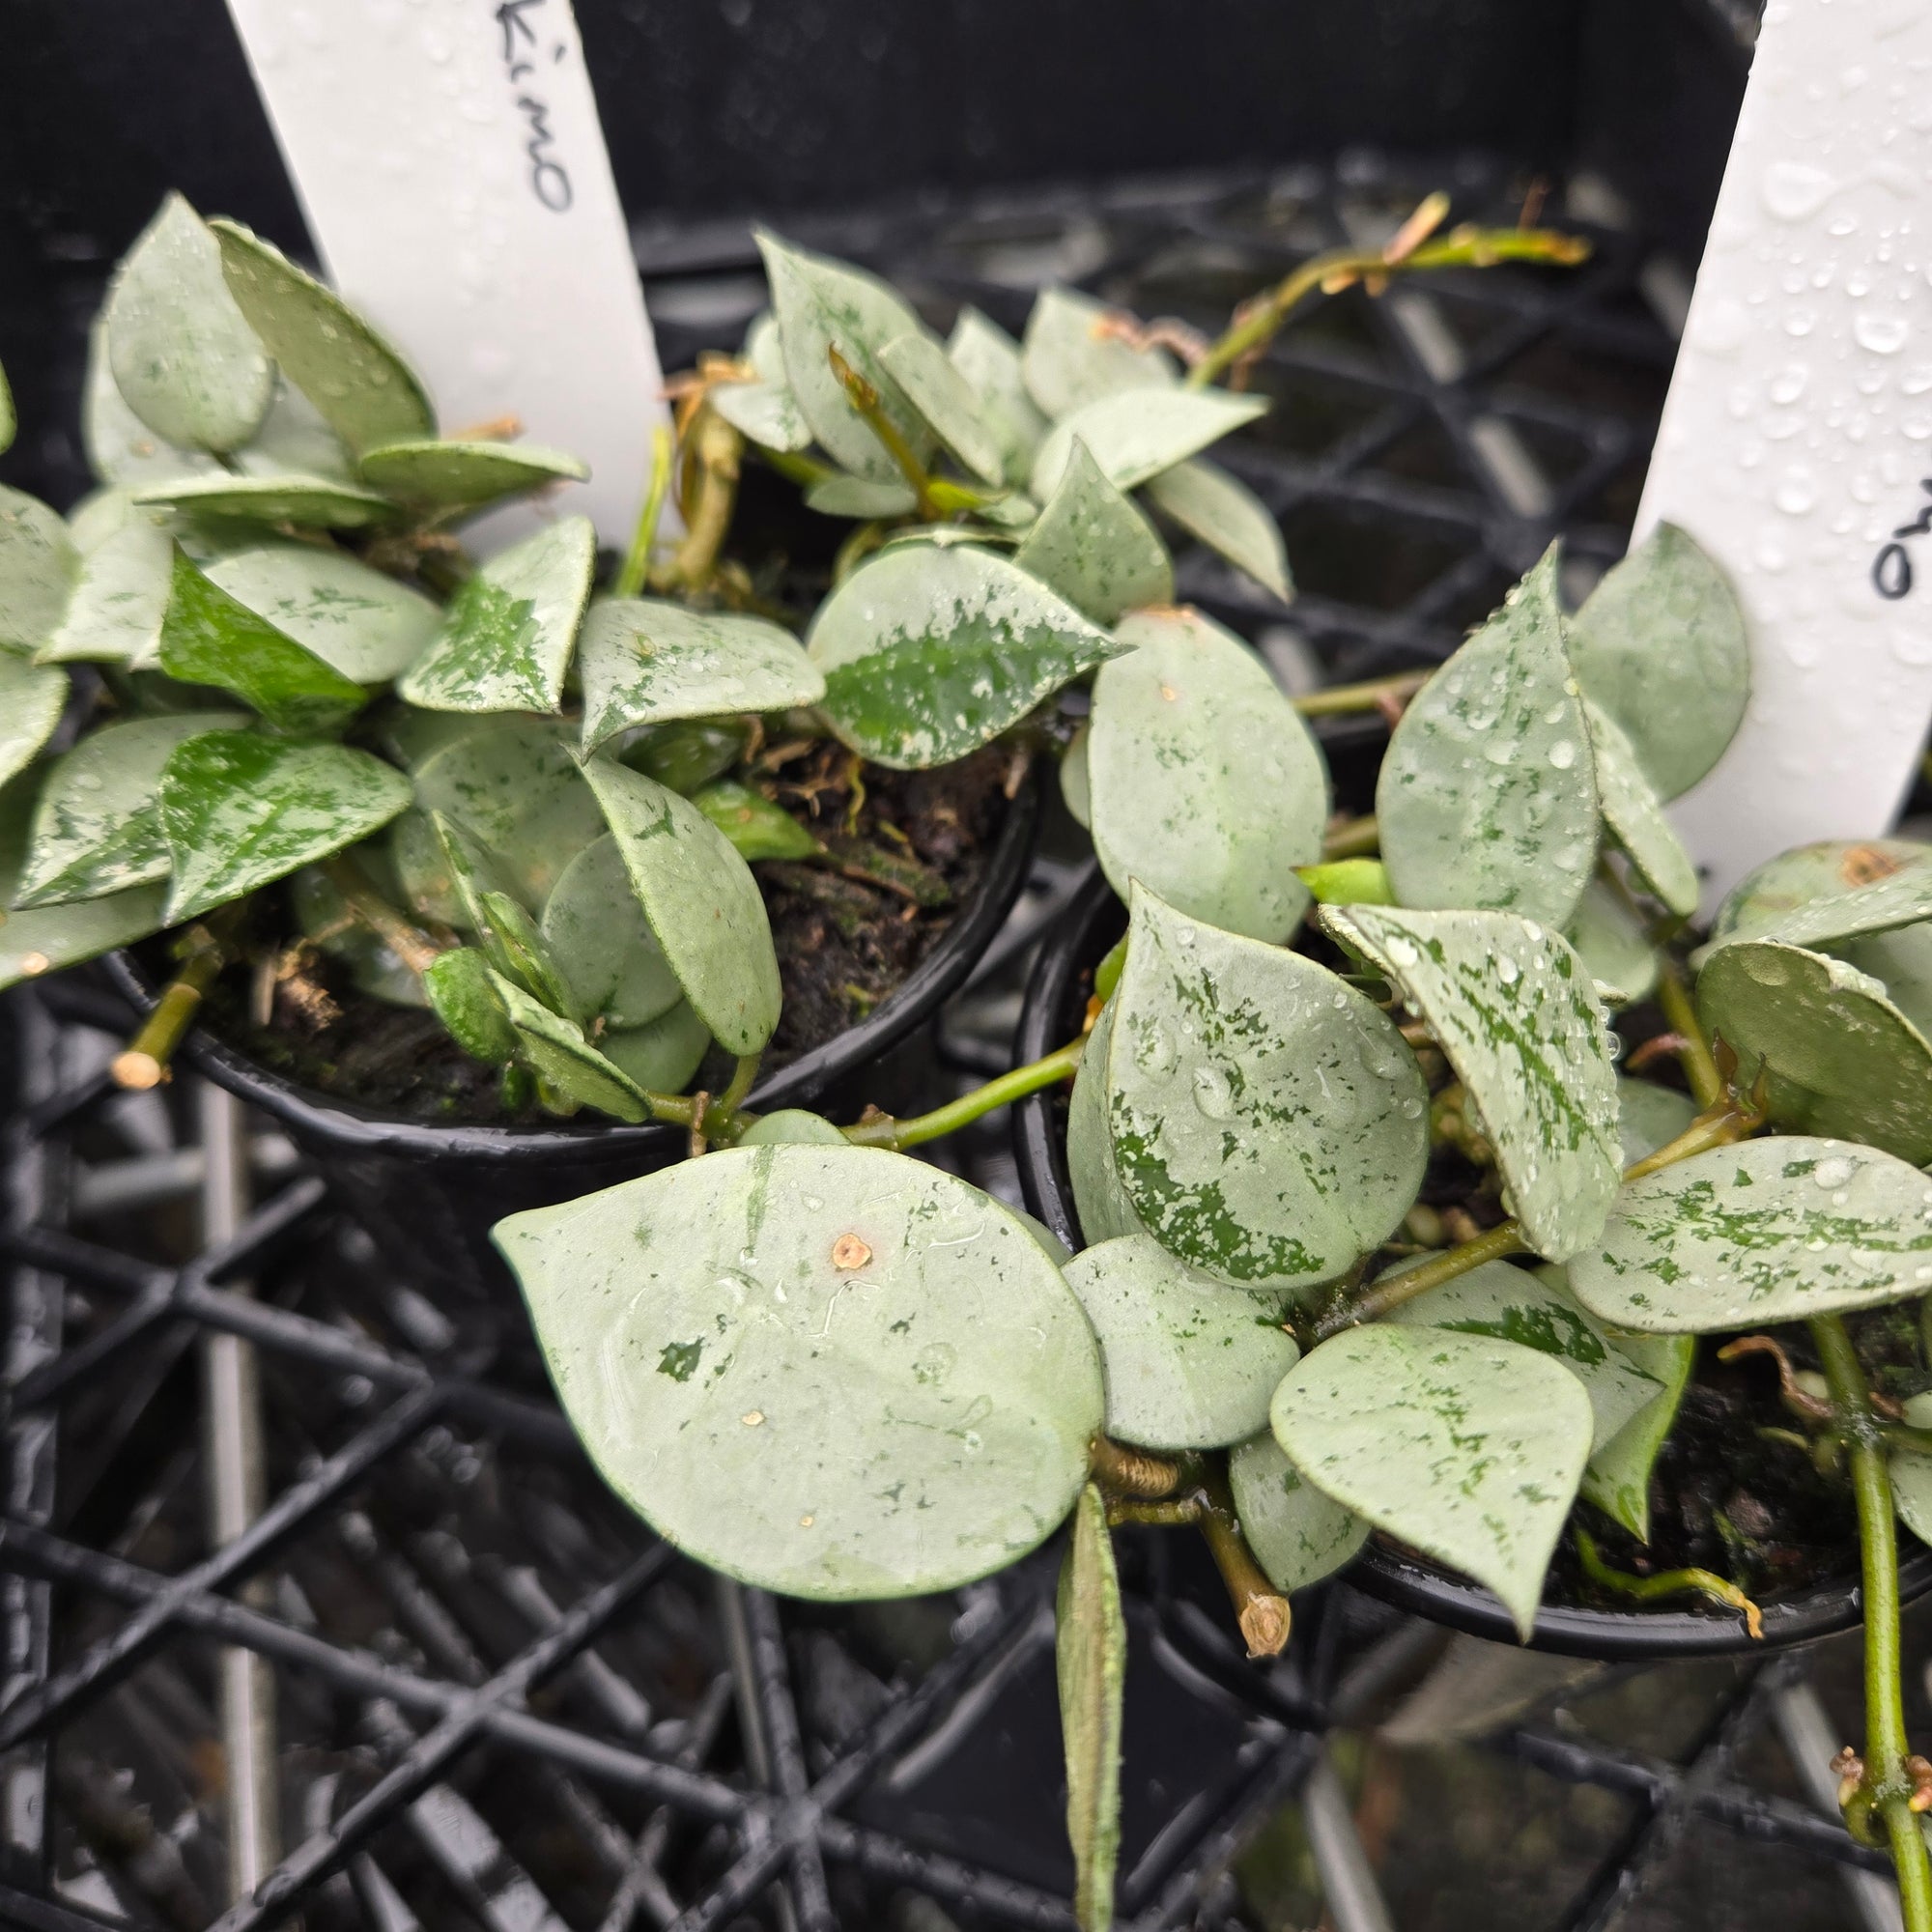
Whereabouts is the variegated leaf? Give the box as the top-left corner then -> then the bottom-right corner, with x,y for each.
1228,1432 -> 1369,1595
1031,388 -> 1267,500
1012,438 -> 1172,623
1143,458 -> 1291,602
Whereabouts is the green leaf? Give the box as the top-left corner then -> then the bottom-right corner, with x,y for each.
156,550 -> 370,731
1294,858 -> 1393,907
710,373 -> 813,452
37,501 -> 174,667
1566,1137 -> 1932,1332
489,967 -> 652,1122
82,317 -> 221,490
1227,1432 -> 1369,1595
0,659 -> 67,796
408,716 -> 604,914
423,946 -> 520,1063
808,542 -> 1123,769
205,543 -> 440,685
1061,725 -> 1091,828
1143,458 -> 1292,603
1889,1392 -> 1932,1548
398,516 -> 596,713
478,884 -> 576,1017
1322,904 -> 1623,1262
0,357 -> 13,455
622,720 -> 748,797
1567,523 -> 1748,801
235,373 -> 356,483
13,712 -> 247,907
1067,999 -> 1143,1245
0,884 -> 169,992
804,474 -> 918,519
1575,1318 -> 1692,1542
578,597 -> 824,753
1056,1484 -> 1126,1932
739,1108 -> 848,1146
1718,848 -> 1932,956
1021,286 -> 1176,418
600,1001 -> 711,1094
1061,1234 -> 1300,1449
582,757 -> 781,1055
1272,1325 -> 1593,1638
1087,607 -> 1327,942
1565,875 -> 1658,1006
879,330 -> 1006,486
1031,389 -> 1267,500
1582,697 -> 1699,916
1090,885 -> 1429,1290
102,194 -> 272,455
211,218 -> 437,455
1378,549 -> 1597,925
753,230 -> 934,483
1012,438 -> 1173,624
1616,1077 -> 1697,1167
1695,940 -> 1932,1162
1385,1256 -> 1665,1453
1837,923 -> 1932,1039
0,486 -> 80,653
158,731 -> 412,922
537,832 -> 684,1030
356,439 -> 587,510
948,306 -> 1048,488
690,781 -> 823,862
132,472 -> 395,530
495,1145 -> 1105,1596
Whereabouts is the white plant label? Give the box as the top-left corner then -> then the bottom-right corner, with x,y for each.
223,0 -> 671,552
1637,0 -> 1932,900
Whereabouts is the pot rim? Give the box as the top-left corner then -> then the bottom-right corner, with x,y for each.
1011,861 -> 1932,1658
106,765 -> 1040,1171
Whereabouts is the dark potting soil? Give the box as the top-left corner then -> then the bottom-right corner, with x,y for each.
184,743 -> 1014,1126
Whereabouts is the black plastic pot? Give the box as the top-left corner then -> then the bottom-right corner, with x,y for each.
108,772 -> 1039,1318
1013,863 -> 1932,1659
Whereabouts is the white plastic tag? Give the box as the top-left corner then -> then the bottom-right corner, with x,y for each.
222,0 -> 671,552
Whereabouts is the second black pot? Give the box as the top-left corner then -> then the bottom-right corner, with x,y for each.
1012,863 -> 1932,1659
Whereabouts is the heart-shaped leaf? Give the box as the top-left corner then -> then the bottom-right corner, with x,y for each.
1143,459 -> 1292,603
398,516 -> 596,714
488,967 -> 651,1122
0,660 -> 66,796
1377,549 -> 1598,926
1021,287 -> 1176,419
423,946 -> 520,1064
1012,438 -> 1173,624
1272,1324 -> 1594,1637
578,598 -> 825,753
808,542 -> 1123,769
1695,940 -> 1932,1162
754,231 -> 934,483
14,712 -> 247,907
1385,1256 -> 1664,1453
495,1145 -> 1105,1596
1031,389 -> 1267,500
739,1108 -> 848,1146
691,781 -> 822,862
82,318 -> 221,491
948,307 -> 1048,487
600,1001 -> 711,1094
1322,904 -> 1623,1262
1583,698 -> 1699,916
206,544 -> 440,684
1573,1316 -> 1692,1542
356,439 -> 587,509
1086,607 -> 1327,942
159,730 -> 412,922
1091,886 -> 1429,1290
212,218 -> 436,454
1616,1077 -> 1697,1167
1056,1484 -> 1125,1932
1565,875 -> 1658,1006
1228,1432 -> 1369,1595
102,195 -> 272,455
879,330 -> 1006,486
1061,1234 -> 1301,1450
133,473 -> 395,529
582,757 -> 781,1055
1567,1137 -> 1932,1332
0,487 -> 80,653
538,832 -> 684,1031
38,502 -> 174,668
156,550 -> 369,732
1567,523 -> 1747,801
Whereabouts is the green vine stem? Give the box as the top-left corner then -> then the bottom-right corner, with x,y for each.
111,927 -> 225,1091
613,422 -> 675,601
322,854 -> 447,978
1655,956 -> 1724,1110
655,406 -> 742,593
1198,1466 -> 1292,1657
839,1037 -> 1085,1151
1573,1524 -> 1763,1638
1321,814 -> 1380,862
1809,1313 -> 1932,1926
827,346 -> 940,519
1293,670 -> 1430,720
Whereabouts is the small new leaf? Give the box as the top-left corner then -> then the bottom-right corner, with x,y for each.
1056,1485 -> 1126,1932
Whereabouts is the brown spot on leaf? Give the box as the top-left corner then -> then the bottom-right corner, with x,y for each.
832,1233 -> 872,1270
1841,843 -> 1905,887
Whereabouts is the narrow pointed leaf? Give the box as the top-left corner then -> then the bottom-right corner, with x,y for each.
1719,849 -> 1932,955
103,194 -> 272,454
38,505 -> 174,667
159,731 -> 412,922
489,968 -> 651,1122
1021,286 -> 1176,418
1228,1433 -> 1369,1595
357,439 -> 586,509
1056,1484 -> 1125,1932
1144,458 -> 1292,602
1583,697 -> 1699,916
0,486 -> 80,653
1577,1322 -> 1693,1542
878,330 -> 1006,486
807,542 -> 1123,769
1031,388 -> 1266,500
1087,607 -> 1326,941
133,472 -> 394,529
1565,875 -> 1658,1006
495,1146 -> 1105,1597
538,833 -> 684,1031
206,544 -> 440,684
398,515 -> 595,713
582,757 -> 781,1055
1378,549 -> 1598,925
1272,1325 -> 1593,1637
948,306 -> 1048,486
0,660 -> 66,795
423,947 -> 520,1064
1323,904 -> 1622,1262
579,598 -> 824,753
212,218 -> 436,454
1711,838 -> 1932,946
1568,1137 -> 1932,1332
601,1001 -> 711,1094
1616,1078 -> 1697,1167
1013,438 -> 1172,624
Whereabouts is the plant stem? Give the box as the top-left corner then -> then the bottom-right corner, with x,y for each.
1293,670 -> 1430,720
1573,1525 -> 1763,1637
112,929 -> 224,1091
1810,1312 -> 1932,1927
613,423 -> 674,600
1620,1101 -> 1755,1182
321,854 -> 447,978
1316,1218 -> 1526,1337
755,447 -> 838,490
1321,814 -> 1380,861
827,346 -> 937,518
1199,1467 -> 1291,1658
656,406 -> 741,592
704,1055 -> 763,1142
841,1037 -> 1085,1151
1089,1435 -> 1186,1498
1656,957 -> 1724,1110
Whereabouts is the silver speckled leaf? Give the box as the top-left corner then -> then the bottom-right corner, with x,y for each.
132,472 -> 394,530
1031,388 -> 1267,500
1571,1303 -> 1692,1543
1143,458 -> 1292,603
538,833 -> 684,1032
207,543 -> 440,685
38,501 -> 174,668
1228,1432 -> 1368,1596
1020,286 -> 1176,419
1565,875 -> 1658,1007
1583,697 -> 1699,917
0,486 -> 80,653
356,439 -> 586,510
948,306 -> 1049,487
0,659 -> 66,796
879,330 -> 1006,486
1066,999 -> 1142,1247
1012,438 -> 1173,624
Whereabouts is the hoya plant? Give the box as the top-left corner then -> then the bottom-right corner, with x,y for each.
499,526 -> 1932,1931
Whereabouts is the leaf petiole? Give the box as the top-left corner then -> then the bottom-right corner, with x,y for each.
1573,1524 -> 1763,1638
